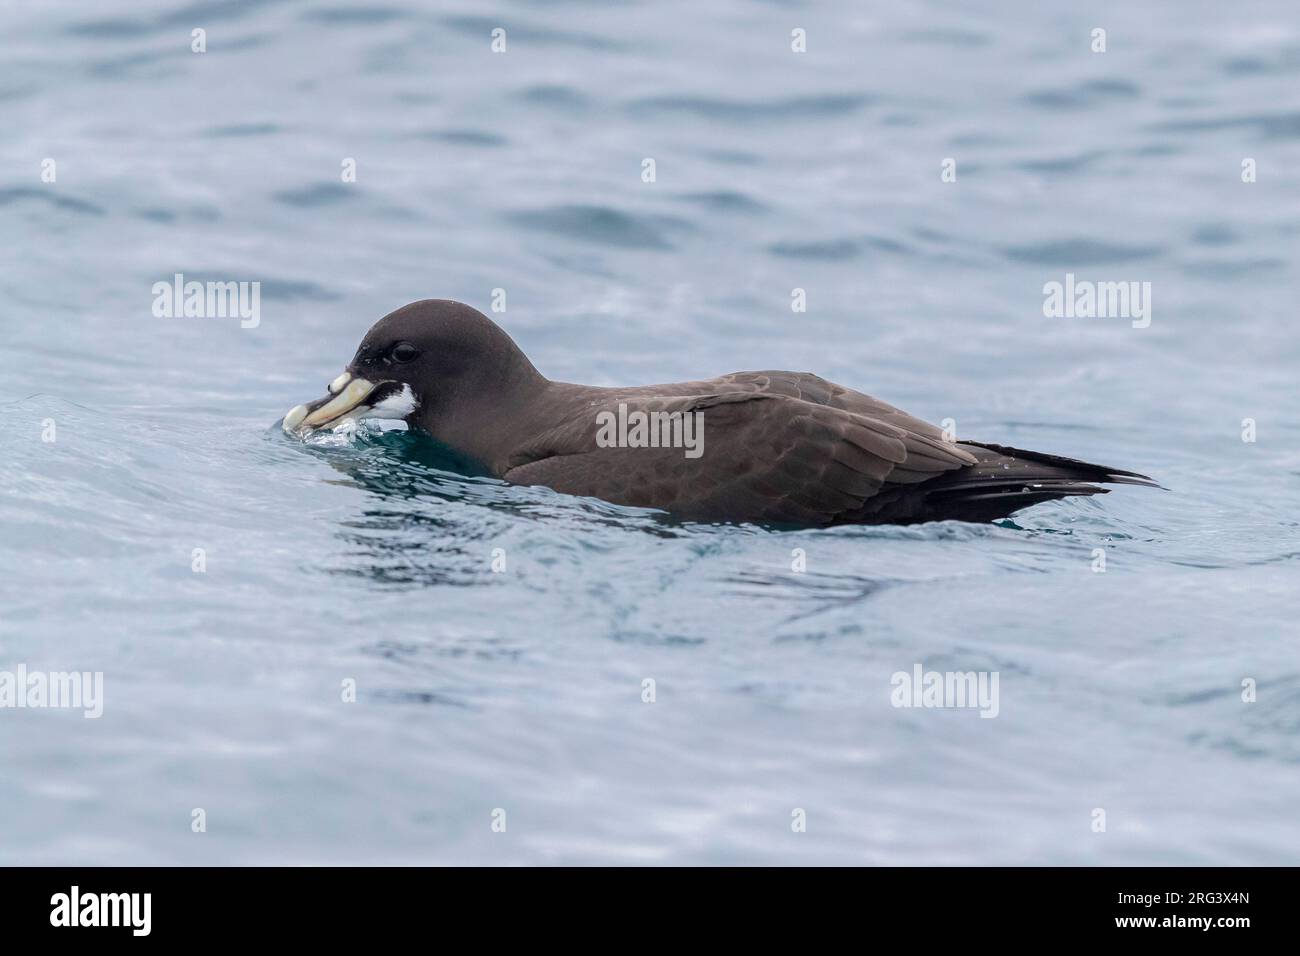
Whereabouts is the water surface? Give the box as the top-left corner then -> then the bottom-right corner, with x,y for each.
2,0 -> 1298,864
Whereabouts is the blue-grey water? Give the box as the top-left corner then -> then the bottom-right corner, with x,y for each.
2,0 -> 1298,865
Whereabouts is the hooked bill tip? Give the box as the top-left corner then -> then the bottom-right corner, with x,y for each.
283,404 -> 309,434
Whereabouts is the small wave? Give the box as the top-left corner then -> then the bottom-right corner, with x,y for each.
203,122 -> 282,138
302,7 -> 408,25
0,186 -> 104,217
1002,239 -> 1164,265
272,182 -> 356,208
1148,111 -> 1300,140
411,128 -> 508,147
769,236 -> 909,261
508,204 -> 690,250
674,191 -> 768,215
901,28 -> 991,48
1180,257 -> 1286,278
1015,150 -> 1108,174
515,84 -> 592,110
627,93 -> 870,122
1023,79 -> 1140,111
65,0 -> 283,37
441,15 -> 621,51
768,238 -> 863,261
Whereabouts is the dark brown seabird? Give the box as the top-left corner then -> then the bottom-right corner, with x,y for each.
283,299 -> 1157,526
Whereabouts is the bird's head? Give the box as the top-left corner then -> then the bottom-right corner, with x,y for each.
283,299 -> 544,445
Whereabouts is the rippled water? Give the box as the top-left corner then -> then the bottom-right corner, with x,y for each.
2,0 -> 1298,864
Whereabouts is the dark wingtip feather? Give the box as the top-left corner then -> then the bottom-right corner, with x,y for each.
957,441 -> 1163,490
1100,472 -> 1167,490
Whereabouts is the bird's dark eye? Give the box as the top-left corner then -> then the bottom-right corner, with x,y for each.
390,342 -> 420,364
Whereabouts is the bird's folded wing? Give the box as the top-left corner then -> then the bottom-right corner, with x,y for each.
502,391 -> 977,524
714,370 -> 953,440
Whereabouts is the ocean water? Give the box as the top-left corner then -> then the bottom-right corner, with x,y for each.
2,0 -> 1298,865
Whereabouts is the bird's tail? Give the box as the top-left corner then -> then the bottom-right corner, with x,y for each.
911,441 -> 1162,523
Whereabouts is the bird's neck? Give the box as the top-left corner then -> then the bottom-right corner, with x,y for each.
426,363 -> 560,475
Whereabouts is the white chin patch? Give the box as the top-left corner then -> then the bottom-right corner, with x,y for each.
369,383 -> 418,421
